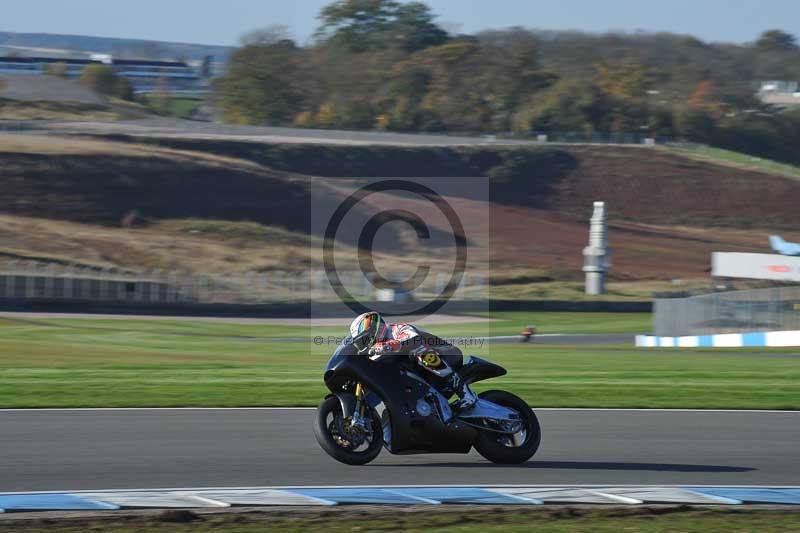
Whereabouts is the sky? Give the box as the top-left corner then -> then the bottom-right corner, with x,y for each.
3,0 -> 800,47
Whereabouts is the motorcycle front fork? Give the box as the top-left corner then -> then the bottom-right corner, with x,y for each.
350,382 -> 367,428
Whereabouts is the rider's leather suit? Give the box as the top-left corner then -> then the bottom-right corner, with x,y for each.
369,323 -> 477,408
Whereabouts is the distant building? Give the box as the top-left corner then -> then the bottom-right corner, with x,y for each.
757,80 -> 800,107
0,55 -> 207,95
759,80 -> 798,93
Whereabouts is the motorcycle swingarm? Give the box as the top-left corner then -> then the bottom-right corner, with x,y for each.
456,398 -> 522,431
457,418 -> 523,435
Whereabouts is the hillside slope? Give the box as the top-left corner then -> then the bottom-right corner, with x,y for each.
113,136 -> 800,229
0,134 -> 798,284
0,76 -> 155,120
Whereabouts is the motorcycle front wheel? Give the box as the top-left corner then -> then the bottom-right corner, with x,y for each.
473,390 -> 541,464
313,395 -> 383,465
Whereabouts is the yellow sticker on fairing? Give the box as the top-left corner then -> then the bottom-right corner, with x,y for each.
422,352 -> 441,366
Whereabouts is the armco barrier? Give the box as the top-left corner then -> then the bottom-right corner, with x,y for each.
636,330 -> 800,348
654,286 -> 800,337
0,486 -> 798,511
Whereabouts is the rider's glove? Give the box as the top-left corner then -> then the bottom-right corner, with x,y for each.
369,339 -> 401,360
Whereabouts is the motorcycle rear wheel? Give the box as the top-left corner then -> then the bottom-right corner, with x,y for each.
313,395 -> 383,465
473,390 -> 541,464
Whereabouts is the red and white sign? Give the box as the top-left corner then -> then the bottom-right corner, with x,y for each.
712,252 -> 800,282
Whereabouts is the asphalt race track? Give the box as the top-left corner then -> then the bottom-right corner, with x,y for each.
1,408 -> 797,492
491,334 -> 633,345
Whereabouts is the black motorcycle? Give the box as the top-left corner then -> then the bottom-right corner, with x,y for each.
313,338 -> 541,465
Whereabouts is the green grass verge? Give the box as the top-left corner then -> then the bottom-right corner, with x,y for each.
5,507 -> 800,532
488,280 -> 709,302
667,144 -> 800,180
0,310 -> 652,340
484,311 -> 652,335
0,313 -> 797,409
141,96 -> 203,119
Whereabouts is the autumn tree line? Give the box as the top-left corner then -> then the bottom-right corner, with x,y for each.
213,1 -> 800,165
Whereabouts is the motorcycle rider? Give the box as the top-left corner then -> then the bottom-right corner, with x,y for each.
348,311 -> 478,409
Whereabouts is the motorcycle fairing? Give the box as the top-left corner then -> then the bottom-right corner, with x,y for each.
458,356 -> 507,385
324,341 -> 475,454
329,391 -> 358,419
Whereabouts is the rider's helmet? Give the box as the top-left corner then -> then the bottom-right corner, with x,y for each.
349,311 -> 387,353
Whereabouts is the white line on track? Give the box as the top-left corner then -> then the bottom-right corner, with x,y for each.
3,484 -> 799,496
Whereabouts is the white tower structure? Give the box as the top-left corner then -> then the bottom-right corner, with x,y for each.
583,201 -> 611,295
